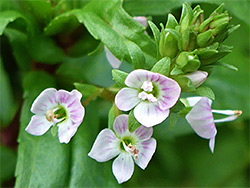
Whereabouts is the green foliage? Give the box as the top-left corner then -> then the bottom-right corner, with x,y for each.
151,57 -> 171,76
0,58 -> 17,127
108,104 -> 120,129
0,145 -> 16,185
193,85 -> 215,100
112,69 -> 128,88
81,0 -> 157,69
74,83 -> 101,99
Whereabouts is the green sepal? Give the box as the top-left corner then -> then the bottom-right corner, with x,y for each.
128,110 -> 141,133
151,57 -> 171,76
213,61 -> 238,71
179,2 -> 193,33
148,21 -> 161,59
166,14 -> 178,29
170,100 -> 185,113
182,58 -> 200,73
169,112 -> 179,130
112,69 -> 128,88
197,30 -> 213,47
174,76 -> 196,92
178,106 -> 192,117
192,86 -> 215,100
170,65 -> 184,76
51,125 -> 58,137
108,103 -> 120,129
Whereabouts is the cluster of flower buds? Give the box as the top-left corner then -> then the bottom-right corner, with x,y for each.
158,3 -> 239,72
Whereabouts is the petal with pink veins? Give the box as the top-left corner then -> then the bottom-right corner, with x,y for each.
186,97 -> 217,139
134,102 -> 170,127
112,152 -> 134,184
115,88 -> 140,111
113,114 -> 130,137
88,129 -> 120,162
133,125 -> 153,141
31,88 -> 57,114
25,115 -> 53,136
134,138 -> 157,170
58,119 -> 80,144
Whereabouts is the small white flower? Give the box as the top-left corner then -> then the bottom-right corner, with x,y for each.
184,97 -> 242,153
25,88 -> 85,144
184,71 -> 208,87
88,115 -> 156,184
115,69 -> 181,127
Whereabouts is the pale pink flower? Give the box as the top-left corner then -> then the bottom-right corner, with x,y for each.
185,97 -> 242,153
88,114 -> 156,184
25,88 -> 85,143
184,70 -> 208,87
115,69 -> 181,127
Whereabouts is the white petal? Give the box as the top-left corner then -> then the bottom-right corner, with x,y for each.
25,115 -> 53,136
31,88 -> 58,114
213,115 -> 238,123
125,69 -> 152,88
134,138 -> 156,170
58,119 -> 80,144
186,97 -> 217,139
112,153 -> 134,184
88,129 -> 120,162
185,97 -> 203,107
209,137 -> 215,153
113,114 -> 130,137
115,88 -> 140,111
184,71 -> 208,87
134,102 -> 170,127
104,46 -> 122,69
70,89 -> 82,100
133,125 -> 153,141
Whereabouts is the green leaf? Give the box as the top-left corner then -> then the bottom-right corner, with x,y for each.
0,146 -> 16,184
128,110 -> 141,133
0,58 -> 17,127
151,57 -> 171,76
0,10 -> 31,35
192,86 -> 215,100
170,100 -> 185,113
148,20 -> 161,59
44,9 -> 82,35
112,69 -> 128,88
74,83 -> 101,99
4,28 -> 31,70
169,112 -> 179,130
29,34 -> 64,64
15,71 -> 71,188
69,102 -> 119,187
81,0 -> 157,69
20,0 -> 53,25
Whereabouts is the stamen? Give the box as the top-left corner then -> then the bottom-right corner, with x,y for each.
46,109 -> 54,121
122,142 -> 139,159
234,110 -> 242,117
138,91 -> 148,100
141,81 -> 153,92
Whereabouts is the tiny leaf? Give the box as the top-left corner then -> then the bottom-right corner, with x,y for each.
151,57 -> 171,76
112,69 -> 128,88
128,110 -> 141,133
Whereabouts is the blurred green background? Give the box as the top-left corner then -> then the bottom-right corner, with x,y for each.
0,0 -> 249,187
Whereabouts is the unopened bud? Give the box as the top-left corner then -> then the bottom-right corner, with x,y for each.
184,71 -> 208,87
179,3 -> 193,34
191,5 -> 204,32
197,30 -> 214,47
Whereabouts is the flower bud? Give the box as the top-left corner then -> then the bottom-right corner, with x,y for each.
159,15 -> 179,58
181,28 -> 196,51
191,5 -> 204,32
179,3 -> 193,34
175,52 -> 201,73
197,30 -> 214,47
184,71 -> 208,87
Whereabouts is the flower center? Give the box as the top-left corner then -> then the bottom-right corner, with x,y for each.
45,106 -> 67,123
138,81 -> 157,103
120,137 -> 139,159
